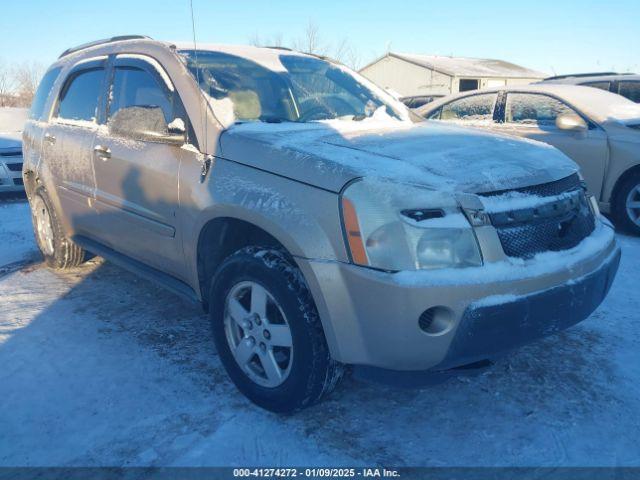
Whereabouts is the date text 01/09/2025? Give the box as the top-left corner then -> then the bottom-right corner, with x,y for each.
232,468 -> 401,478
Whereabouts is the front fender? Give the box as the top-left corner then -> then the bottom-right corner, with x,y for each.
180,158 -> 349,292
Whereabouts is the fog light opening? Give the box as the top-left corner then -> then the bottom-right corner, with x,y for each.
419,307 -> 454,336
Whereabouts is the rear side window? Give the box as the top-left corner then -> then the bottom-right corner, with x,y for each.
505,93 -> 576,128
438,94 -> 498,122
583,81 -> 611,92
618,81 -> 640,103
29,67 -> 62,120
56,68 -> 105,122
108,67 -> 174,122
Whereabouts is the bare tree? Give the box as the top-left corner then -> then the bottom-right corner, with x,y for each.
13,61 -> 45,108
0,59 -> 16,107
332,38 -> 362,70
248,21 -> 363,70
292,21 -> 327,56
249,31 -> 285,48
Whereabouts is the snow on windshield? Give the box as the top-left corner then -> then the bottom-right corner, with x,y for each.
178,48 -> 408,127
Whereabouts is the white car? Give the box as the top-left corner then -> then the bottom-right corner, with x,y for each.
0,107 -> 28,193
418,85 -> 640,233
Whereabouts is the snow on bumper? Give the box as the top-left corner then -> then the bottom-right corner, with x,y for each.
298,222 -> 619,371
437,245 -> 620,370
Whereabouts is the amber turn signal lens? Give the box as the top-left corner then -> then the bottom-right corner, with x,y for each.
341,197 -> 369,266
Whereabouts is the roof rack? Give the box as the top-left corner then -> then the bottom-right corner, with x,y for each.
543,71 -> 633,81
265,46 -> 293,51
59,35 -> 152,59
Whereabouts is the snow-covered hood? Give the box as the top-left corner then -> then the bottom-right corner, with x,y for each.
0,132 -> 22,153
219,120 -> 578,194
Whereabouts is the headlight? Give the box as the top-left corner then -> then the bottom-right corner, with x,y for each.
341,180 -> 483,271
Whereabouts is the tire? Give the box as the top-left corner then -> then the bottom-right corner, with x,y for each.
30,188 -> 86,269
209,246 -> 343,413
613,172 -> 640,235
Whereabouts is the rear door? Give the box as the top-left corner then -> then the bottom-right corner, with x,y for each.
22,66 -> 63,186
90,54 -> 193,277
493,92 -> 608,198
43,59 -> 107,234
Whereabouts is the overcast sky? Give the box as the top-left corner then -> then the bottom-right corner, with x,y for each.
2,0 -> 638,75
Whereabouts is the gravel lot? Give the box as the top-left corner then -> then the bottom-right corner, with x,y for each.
1,198 -> 639,467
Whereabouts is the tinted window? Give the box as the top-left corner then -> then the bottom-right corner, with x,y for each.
505,93 -> 576,128
108,67 -> 174,122
583,81 -> 611,92
29,67 -> 62,120
618,81 -> 640,103
439,94 -> 498,122
57,68 -> 105,122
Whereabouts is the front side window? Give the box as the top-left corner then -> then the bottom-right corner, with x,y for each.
30,67 -> 62,120
180,50 -> 403,124
108,66 -> 174,122
56,68 -> 105,122
438,94 -> 498,123
618,81 -> 640,103
505,93 -> 576,128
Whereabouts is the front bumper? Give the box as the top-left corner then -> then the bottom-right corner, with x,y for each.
0,155 -> 24,192
298,224 -> 620,371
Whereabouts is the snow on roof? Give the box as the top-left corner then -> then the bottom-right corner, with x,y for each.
170,42 -> 311,72
388,53 -> 547,79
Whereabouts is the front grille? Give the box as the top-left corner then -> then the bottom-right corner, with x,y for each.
480,173 -> 582,198
6,162 -> 23,172
490,192 -> 595,259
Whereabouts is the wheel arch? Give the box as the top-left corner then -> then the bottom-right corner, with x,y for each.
196,215 -> 300,311
610,163 -> 640,206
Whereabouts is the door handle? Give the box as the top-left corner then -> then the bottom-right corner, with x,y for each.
93,145 -> 111,161
44,133 -> 56,145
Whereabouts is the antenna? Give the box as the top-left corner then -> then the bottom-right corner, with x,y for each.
189,0 -> 207,153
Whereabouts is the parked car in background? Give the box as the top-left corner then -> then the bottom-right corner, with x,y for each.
418,85 -> 640,233
538,72 -> 640,103
0,107 -> 28,193
400,94 -> 445,109
23,36 -> 619,412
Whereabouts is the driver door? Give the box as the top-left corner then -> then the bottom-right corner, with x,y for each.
91,55 -> 191,277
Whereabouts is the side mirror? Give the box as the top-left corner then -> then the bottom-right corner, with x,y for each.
556,113 -> 588,133
109,106 -> 185,145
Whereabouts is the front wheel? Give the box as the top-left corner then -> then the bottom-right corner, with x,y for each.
613,173 -> 640,235
209,247 -> 343,413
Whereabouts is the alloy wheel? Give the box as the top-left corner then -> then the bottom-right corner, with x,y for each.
223,281 -> 294,388
626,183 -> 640,228
33,195 -> 55,256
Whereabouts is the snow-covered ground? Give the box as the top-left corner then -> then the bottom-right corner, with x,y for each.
1,198 -> 639,467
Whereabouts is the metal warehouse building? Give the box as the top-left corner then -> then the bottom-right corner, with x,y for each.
359,52 -> 546,97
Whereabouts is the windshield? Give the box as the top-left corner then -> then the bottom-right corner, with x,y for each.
180,50 -> 404,124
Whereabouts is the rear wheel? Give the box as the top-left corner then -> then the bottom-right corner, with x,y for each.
613,173 -> 640,235
210,247 -> 343,413
30,188 -> 86,269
